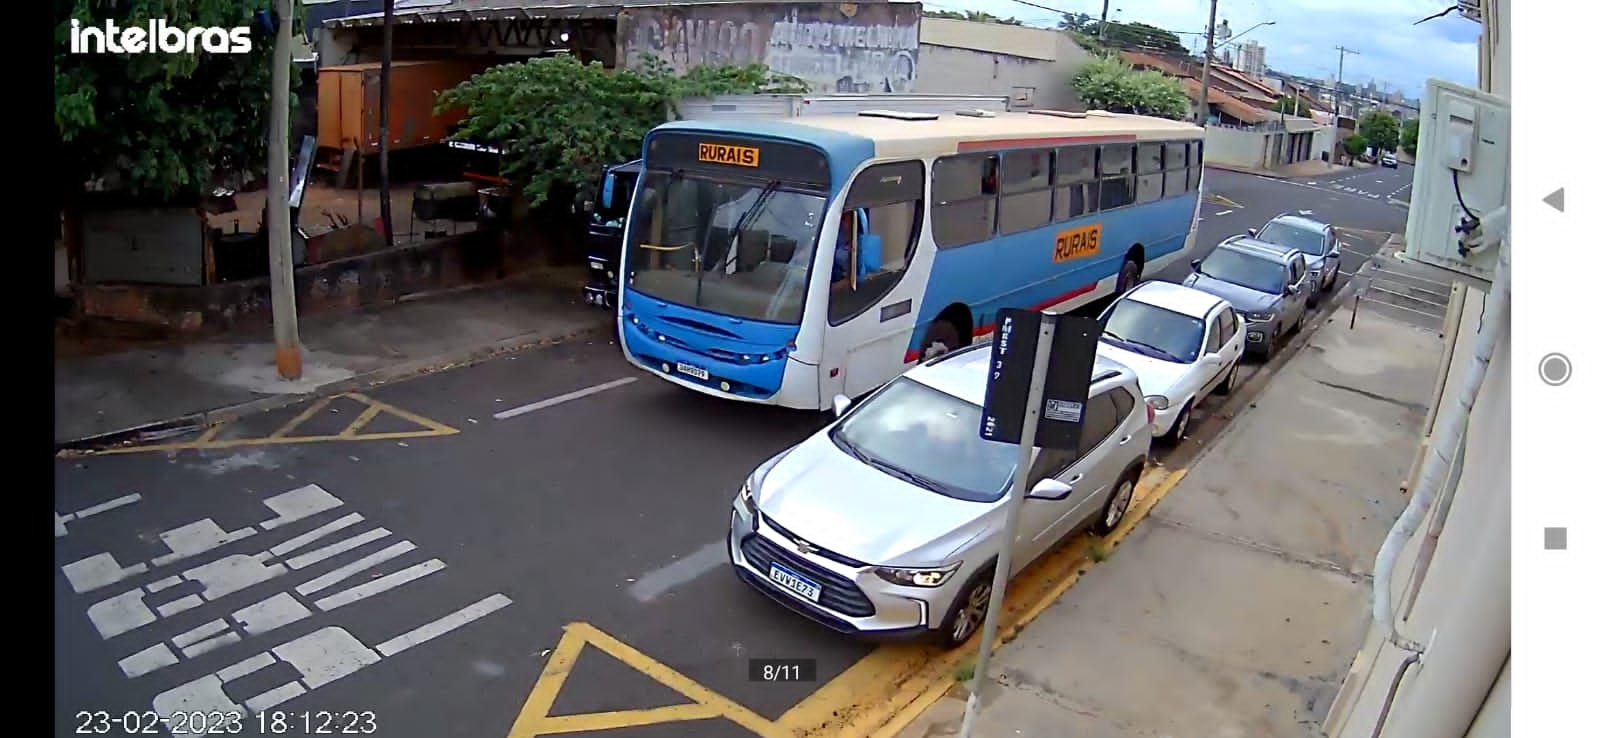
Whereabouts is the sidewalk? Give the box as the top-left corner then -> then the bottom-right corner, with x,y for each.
895,293 -> 1446,737
1209,159 -> 1358,179
54,270 -> 611,445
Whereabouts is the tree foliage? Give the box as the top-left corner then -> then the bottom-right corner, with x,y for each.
924,10 -> 1024,26
1357,110 -> 1400,153
1271,96 -> 1299,114
1072,56 -> 1188,120
1343,134 -> 1368,157
55,0 -> 281,201
1400,118 -> 1420,156
437,55 -> 807,208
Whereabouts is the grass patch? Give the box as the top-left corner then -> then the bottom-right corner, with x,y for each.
1087,539 -> 1111,562
951,657 -> 976,683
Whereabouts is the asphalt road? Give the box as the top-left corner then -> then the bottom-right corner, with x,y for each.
53,166 -> 1408,738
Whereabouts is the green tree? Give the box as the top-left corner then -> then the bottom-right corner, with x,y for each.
1271,96 -> 1299,114
1102,22 -> 1189,54
925,10 -> 1024,26
1343,134 -> 1368,158
1072,56 -> 1188,120
1357,110 -> 1400,153
1057,12 -> 1096,32
1400,118 -> 1421,156
55,0 -> 281,201
437,55 -> 807,208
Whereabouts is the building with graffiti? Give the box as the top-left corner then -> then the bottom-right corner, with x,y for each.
322,1 -> 923,96
617,1 -> 921,94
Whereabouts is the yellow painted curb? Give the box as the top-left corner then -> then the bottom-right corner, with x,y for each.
777,466 -> 1189,738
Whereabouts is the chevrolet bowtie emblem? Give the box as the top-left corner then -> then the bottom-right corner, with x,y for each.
793,538 -> 816,555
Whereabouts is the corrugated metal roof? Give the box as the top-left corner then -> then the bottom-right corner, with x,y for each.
324,0 -> 921,28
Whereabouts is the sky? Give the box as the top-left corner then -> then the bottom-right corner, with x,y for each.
930,0 -> 1481,99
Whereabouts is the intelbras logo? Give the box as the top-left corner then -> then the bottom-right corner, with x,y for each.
68,19 -> 253,55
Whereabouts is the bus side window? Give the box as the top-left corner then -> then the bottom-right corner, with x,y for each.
1162,142 -> 1188,198
1099,144 -> 1135,210
1053,145 -> 1098,222
1135,142 -> 1164,204
829,160 -> 926,326
930,154 -> 998,248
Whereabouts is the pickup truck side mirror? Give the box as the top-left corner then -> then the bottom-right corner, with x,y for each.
1247,228 -> 1258,237
832,394 -> 852,418
1190,258 -> 1202,272
1026,478 -> 1073,501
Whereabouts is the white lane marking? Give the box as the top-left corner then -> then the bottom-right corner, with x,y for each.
494,376 -> 638,419
119,644 -> 179,678
269,513 -> 365,557
297,541 -> 418,596
285,527 -> 390,570
1214,209 -> 1233,216
64,481 -> 512,719
629,540 -> 727,602
313,559 -> 446,611
62,554 -> 149,594
375,593 -> 513,657
260,484 -> 344,530
57,493 -> 144,537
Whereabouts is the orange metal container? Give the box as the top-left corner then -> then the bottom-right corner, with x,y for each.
316,60 -> 480,154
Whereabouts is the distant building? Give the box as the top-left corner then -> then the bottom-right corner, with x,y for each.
1237,40 -> 1266,79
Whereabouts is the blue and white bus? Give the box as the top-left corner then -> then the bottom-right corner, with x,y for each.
615,109 -> 1207,410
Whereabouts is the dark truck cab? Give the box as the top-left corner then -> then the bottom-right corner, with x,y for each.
582,159 -> 641,309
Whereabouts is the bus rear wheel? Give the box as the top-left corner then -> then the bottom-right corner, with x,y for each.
921,320 -> 963,362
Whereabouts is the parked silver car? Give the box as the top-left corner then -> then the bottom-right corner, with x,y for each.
1248,213 -> 1344,304
1183,238 -> 1313,359
729,343 -> 1154,648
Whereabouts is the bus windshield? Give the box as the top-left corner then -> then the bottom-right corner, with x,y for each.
624,170 -> 825,324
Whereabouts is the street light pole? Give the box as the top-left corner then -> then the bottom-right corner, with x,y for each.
378,0 -> 395,249
1196,0 -> 1219,127
267,0 -> 303,380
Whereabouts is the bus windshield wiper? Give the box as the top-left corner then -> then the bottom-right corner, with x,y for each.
725,180 -> 782,268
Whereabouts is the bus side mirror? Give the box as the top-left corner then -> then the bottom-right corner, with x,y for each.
858,233 -> 883,277
601,173 -> 616,209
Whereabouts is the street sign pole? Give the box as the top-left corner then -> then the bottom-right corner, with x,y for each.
957,313 -> 1057,738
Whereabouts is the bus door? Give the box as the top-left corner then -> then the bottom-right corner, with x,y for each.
819,160 -> 929,400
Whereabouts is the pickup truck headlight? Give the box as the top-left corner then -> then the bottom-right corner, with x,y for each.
873,562 -> 963,588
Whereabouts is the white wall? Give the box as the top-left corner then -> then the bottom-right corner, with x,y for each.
1202,126 -> 1268,169
914,19 -> 1092,111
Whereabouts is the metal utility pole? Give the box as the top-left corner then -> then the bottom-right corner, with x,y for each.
956,315 -> 1056,738
378,0 -> 396,249
1196,0 -> 1219,126
1334,45 -> 1360,118
1099,0 -> 1110,40
267,0 -> 303,380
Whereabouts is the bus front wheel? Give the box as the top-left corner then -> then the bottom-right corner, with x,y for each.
1115,257 -> 1143,296
921,320 -> 964,362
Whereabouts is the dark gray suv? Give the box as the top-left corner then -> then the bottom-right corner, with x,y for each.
1183,238 -> 1312,359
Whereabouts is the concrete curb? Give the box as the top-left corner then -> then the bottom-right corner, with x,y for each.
55,314 -> 615,454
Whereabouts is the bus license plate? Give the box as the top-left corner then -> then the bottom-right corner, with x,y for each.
675,362 -> 709,381
1052,223 -> 1103,263
768,563 -> 822,603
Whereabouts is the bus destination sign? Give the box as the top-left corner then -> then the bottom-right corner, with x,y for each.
698,143 -> 760,168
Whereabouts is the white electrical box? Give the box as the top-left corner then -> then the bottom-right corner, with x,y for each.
1403,78 -> 1509,282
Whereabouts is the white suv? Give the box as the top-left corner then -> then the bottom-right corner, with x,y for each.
728,342 -> 1154,648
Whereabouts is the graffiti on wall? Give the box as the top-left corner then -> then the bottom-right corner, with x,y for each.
618,2 -> 921,94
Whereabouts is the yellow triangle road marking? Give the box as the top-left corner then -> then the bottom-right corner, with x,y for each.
506,622 -> 789,738
82,393 -> 459,455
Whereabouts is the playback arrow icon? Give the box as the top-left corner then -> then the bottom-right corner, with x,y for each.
1544,188 -> 1565,212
